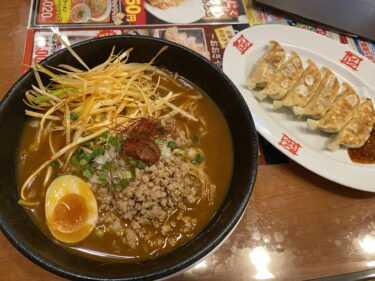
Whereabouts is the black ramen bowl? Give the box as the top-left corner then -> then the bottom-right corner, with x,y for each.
0,36 -> 258,280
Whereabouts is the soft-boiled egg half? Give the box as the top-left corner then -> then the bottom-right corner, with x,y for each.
45,175 -> 98,244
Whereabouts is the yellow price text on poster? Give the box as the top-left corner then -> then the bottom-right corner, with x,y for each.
214,26 -> 234,49
55,0 -> 71,23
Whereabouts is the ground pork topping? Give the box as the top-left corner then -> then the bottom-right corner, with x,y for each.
116,156 -> 197,223
96,155 -> 200,248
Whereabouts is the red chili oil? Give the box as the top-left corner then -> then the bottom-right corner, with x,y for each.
348,128 -> 375,164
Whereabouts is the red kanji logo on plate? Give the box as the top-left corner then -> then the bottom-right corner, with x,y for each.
278,134 -> 302,155
340,51 -> 363,71
233,35 -> 253,55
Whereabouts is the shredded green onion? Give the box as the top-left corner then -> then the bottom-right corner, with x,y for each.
33,87 -> 76,104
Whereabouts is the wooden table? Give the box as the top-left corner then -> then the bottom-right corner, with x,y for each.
1,1 -> 375,280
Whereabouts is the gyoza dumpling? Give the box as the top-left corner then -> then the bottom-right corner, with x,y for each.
246,40 -> 286,90
273,60 -> 321,109
293,67 -> 340,118
307,82 -> 360,133
256,51 -> 303,101
327,99 -> 375,151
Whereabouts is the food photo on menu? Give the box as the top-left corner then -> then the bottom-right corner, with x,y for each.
30,0 -> 248,26
33,0 -> 113,24
144,0 -> 248,24
23,24 -> 250,71
152,27 -> 211,60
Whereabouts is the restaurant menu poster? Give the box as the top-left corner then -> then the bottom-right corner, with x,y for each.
23,24 -> 250,70
29,0 -> 249,28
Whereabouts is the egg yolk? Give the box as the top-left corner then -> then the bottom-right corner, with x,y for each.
52,193 -> 88,233
45,175 -> 98,243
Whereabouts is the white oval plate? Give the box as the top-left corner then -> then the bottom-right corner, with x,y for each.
145,0 -> 205,24
223,24 -> 375,192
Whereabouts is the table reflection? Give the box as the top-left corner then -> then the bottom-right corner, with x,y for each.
249,247 -> 274,280
359,234 -> 375,254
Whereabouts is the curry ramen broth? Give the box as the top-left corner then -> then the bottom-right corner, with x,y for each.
18,71 -> 233,261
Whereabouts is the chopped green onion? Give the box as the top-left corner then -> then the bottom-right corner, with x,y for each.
98,174 -> 107,183
167,141 -> 177,149
192,136 -> 200,146
95,229 -> 104,238
176,149 -> 186,157
71,156 -> 80,166
50,160 -> 60,168
70,112 -> 79,120
82,141 -> 92,147
161,131 -> 169,135
106,135 -> 123,151
103,161 -> 112,170
99,132 -> 109,142
118,180 -> 128,189
107,136 -> 116,146
135,160 -> 146,168
79,159 -> 88,166
154,138 -> 164,145
124,170 -> 133,179
116,137 -> 123,152
91,146 -> 102,158
84,152 -> 95,162
83,169 -> 92,179
191,154 -> 204,165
